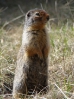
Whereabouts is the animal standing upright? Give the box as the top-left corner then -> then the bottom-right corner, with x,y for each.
13,8 -> 50,99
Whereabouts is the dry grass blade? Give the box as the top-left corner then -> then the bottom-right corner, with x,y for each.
2,14 -> 25,28
0,94 -> 12,96
0,7 -> 8,13
6,69 -> 15,75
18,5 -> 25,14
54,83 -> 70,99
64,91 -> 73,96
40,3 -> 44,10
3,84 -> 12,92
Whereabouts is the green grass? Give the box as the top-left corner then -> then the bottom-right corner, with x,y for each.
0,24 -> 74,99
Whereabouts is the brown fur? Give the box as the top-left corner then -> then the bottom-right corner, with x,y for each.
13,8 -> 50,99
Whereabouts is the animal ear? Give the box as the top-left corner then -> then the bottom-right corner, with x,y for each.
27,12 -> 31,17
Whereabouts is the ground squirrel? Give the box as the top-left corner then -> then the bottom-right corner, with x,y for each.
13,8 -> 50,99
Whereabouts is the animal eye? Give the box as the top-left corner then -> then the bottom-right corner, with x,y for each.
35,12 -> 40,16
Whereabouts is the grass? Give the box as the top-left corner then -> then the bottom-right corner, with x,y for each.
0,22 -> 74,99
0,0 -> 74,98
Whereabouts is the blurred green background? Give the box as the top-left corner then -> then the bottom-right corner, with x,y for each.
0,0 -> 74,26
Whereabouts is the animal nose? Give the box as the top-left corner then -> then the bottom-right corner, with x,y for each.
46,15 -> 49,21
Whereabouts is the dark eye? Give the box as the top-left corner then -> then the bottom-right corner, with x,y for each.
35,12 -> 40,16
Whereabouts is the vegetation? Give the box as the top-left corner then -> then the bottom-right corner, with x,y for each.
0,0 -> 74,98
0,22 -> 74,99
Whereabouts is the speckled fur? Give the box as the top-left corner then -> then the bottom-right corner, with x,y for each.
13,8 -> 50,99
